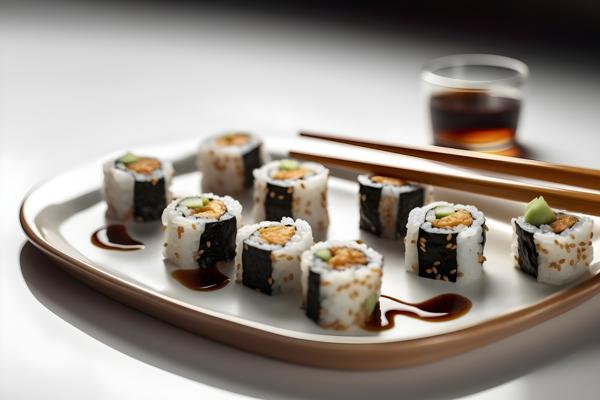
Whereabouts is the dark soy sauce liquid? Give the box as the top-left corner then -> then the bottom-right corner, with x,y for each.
364,293 -> 472,331
430,92 -> 521,154
91,225 -> 145,251
171,266 -> 230,291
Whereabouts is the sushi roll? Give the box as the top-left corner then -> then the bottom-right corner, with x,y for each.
512,196 -> 594,285
358,174 -> 427,239
405,201 -> 487,282
235,217 -> 313,295
102,152 -> 174,222
198,132 -> 267,195
301,240 -> 383,330
162,194 -> 242,268
253,159 -> 329,240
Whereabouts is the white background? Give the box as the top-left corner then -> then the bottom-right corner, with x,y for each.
2,4 -> 600,399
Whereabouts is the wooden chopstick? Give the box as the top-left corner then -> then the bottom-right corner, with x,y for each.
289,148 -> 600,216
299,131 -> 600,191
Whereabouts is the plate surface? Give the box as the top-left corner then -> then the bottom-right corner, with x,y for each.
20,137 -> 600,369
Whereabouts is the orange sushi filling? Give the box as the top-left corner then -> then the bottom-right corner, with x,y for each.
258,225 -> 296,245
431,210 -> 473,229
328,247 -> 367,269
215,133 -> 251,147
126,158 -> 161,174
371,175 -> 405,186
190,199 -> 226,220
550,214 -> 578,233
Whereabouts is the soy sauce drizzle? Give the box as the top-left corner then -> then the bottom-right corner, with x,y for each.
91,225 -> 145,251
171,266 -> 230,291
364,293 -> 472,331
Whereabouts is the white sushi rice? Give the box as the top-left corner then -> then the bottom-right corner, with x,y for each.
162,194 -> 242,268
357,174 -> 430,239
102,157 -> 174,221
197,133 -> 268,195
405,201 -> 486,281
253,160 -> 330,240
301,240 -> 383,330
235,217 -> 313,294
511,214 -> 594,285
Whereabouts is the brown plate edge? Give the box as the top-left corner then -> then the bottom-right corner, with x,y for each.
19,200 -> 600,370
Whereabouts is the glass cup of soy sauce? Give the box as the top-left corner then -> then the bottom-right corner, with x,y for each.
421,54 -> 529,156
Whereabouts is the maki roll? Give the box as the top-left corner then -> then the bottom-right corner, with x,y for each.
253,159 -> 329,240
235,217 -> 313,295
405,201 -> 487,282
162,194 -> 242,268
358,174 -> 427,239
198,132 -> 267,195
102,152 -> 174,222
512,196 -> 594,285
301,240 -> 383,330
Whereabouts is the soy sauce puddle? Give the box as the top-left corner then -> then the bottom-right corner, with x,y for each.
364,293 -> 472,331
91,225 -> 145,251
171,266 -> 230,291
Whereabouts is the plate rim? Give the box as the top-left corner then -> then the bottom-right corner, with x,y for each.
18,145 -> 600,370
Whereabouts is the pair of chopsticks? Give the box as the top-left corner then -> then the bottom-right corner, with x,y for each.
290,131 -> 600,216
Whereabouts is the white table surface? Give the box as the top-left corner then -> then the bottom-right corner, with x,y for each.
2,5 -> 600,400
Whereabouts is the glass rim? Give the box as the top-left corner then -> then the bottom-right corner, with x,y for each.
421,54 -> 529,89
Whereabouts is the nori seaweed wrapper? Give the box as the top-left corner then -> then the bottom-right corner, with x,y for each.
241,244 -> 273,295
418,228 -> 459,282
197,216 -> 237,267
305,270 -> 321,322
396,186 -> 424,238
359,183 -> 382,236
242,144 -> 262,189
515,222 -> 538,278
133,177 -> 166,221
265,182 -> 293,221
